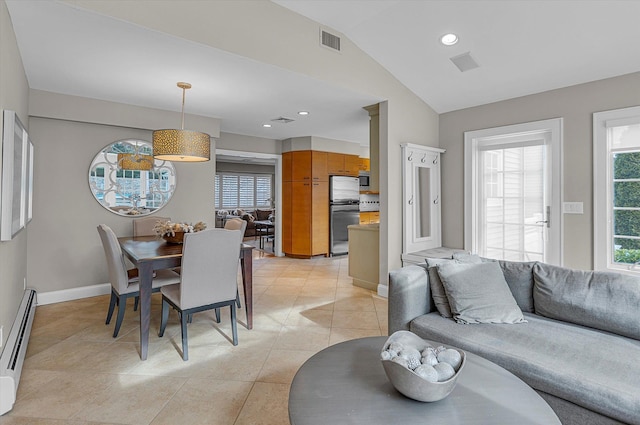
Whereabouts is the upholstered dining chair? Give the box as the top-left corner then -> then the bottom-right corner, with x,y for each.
133,216 -> 171,236
97,224 -> 180,337
223,218 -> 247,308
158,228 -> 243,360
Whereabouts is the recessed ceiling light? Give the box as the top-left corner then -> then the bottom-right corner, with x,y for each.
262,124 -> 272,128
440,33 -> 459,46
298,111 -> 309,116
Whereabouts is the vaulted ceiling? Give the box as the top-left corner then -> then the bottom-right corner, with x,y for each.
7,1 -> 640,146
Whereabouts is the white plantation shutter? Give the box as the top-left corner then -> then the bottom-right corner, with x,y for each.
256,176 -> 272,207
214,173 -> 273,210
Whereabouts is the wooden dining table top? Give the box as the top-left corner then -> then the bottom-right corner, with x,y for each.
118,235 -> 252,261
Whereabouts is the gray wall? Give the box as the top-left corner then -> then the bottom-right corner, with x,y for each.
26,116 -> 217,293
440,71 -> 640,270
0,0 -> 30,347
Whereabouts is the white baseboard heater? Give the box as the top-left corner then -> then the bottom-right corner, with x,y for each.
0,289 -> 37,416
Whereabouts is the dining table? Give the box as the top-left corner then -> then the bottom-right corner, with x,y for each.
118,235 -> 254,360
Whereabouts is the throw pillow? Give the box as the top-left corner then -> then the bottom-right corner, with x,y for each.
425,254 -> 482,318
436,261 -> 527,324
255,209 -> 272,221
533,263 -> 640,340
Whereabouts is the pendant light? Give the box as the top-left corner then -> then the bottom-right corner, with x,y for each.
153,82 -> 210,162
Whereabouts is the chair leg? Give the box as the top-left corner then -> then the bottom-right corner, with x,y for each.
230,304 -> 238,346
235,289 -> 241,309
133,296 -> 139,311
159,298 -> 169,337
180,311 -> 189,361
187,313 -> 193,323
105,291 -> 117,325
214,308 -> 221,323
113,295 -> 127,338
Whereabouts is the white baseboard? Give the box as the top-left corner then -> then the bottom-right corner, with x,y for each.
37,283 -> 111,305
377,283 -> 388,298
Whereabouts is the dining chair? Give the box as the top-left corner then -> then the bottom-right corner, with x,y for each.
97,224 -> 180,337
158,228 -> 243,360
133,216 -> 171,236
223,218 -> 247,308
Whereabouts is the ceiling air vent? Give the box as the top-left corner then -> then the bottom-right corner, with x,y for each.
271,117 -> 295,124
320,28 -> 341,52
450,52 -> 480,72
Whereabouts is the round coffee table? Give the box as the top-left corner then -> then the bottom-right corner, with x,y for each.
289,337 -> 560,425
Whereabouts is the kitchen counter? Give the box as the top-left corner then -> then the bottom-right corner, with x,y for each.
347,224 -> 379,291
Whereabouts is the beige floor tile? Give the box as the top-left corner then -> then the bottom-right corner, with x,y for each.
71,374 -> 187,424
12,252 -> 395,424
329,328 -> 382,346
332,295 -> 376,311
331,310 -> 381,330
23,339 -> 114,371
150,378 -> 252,425
274,326 -> 330,351
8,371 -> 117,419
234,382 -> 290,425
256,349 -> 315,384
284,308 -> 333,328
186,346 -> 269,381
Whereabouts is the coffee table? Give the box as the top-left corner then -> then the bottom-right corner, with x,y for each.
289,337 -> 560,425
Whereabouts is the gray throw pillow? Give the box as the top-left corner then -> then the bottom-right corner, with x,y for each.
426,255 -> 482,318
436,261 -> 527,324
533,263 -> 640,340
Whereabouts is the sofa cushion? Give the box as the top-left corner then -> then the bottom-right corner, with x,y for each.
436,261 -> 526,324
255,209 -> 272,221
426,255 -> 482,318
410,312 -> 640,425
533,263 -> 640,341
498,260 -> 537,313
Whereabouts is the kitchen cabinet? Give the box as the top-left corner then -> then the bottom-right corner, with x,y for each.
282,151 -> 329,257
359,211 -> 380,224
327,152 -> 359,176
359,158 -> 370,172
348,224 -> 380,291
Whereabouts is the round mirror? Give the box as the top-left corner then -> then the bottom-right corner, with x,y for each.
88,139 -> 176,216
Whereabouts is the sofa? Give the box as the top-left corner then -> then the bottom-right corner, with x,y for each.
389,256 -> 640,425
215,208 -> 274,237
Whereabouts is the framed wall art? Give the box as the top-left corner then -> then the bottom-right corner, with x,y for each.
1,110 -> 30,241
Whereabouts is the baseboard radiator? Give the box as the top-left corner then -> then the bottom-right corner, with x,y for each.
0,289 -> 37,416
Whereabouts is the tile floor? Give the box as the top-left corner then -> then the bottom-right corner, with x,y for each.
1,245 -> 388,425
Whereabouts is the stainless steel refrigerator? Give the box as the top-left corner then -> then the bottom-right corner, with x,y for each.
329,176 -> 360,256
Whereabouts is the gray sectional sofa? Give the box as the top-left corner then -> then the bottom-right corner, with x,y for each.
389,259 -> 640,425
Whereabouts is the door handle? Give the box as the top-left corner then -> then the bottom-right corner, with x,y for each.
536,206 -> 550,228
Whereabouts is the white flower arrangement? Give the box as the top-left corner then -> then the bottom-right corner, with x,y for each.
153,221 -> 207,237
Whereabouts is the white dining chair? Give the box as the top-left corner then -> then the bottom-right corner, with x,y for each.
223,218 -> 247,309
158,228 -> 243,360
133,216 -> 171,236
97,224 -> 180,337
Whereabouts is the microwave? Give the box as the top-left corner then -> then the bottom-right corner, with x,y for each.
358,173 -> 370,189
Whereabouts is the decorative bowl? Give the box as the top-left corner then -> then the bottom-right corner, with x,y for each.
162,231 -> 185,244
381,331 -> 466,402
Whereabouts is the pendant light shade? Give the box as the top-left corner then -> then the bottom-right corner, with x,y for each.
153,82 -> 210,162
117,153 -> 154,171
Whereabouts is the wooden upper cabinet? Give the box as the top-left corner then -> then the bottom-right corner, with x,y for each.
311,151 -> 328,181
292,150 -> 312,181
344,155 -> 360,176
283,152 -> 293,182
327,152 -> 344,175
359,158 -> 370,172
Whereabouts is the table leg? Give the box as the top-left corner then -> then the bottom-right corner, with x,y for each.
138,262 -> 154,360
240,248 -> 253,329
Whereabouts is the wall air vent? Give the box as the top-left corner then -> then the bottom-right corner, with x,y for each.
271,117 -> 295,124
450,52 -> 480,72
320,28 -> 341,52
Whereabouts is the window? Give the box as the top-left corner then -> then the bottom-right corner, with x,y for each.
594,106 -> 640,273
215,173 -> 273,210
464,118 -> 562,264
